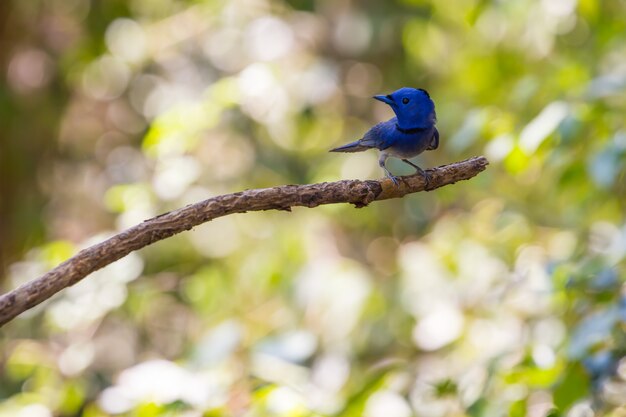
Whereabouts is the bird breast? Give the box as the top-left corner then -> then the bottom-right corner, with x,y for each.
385,128 -> 435,158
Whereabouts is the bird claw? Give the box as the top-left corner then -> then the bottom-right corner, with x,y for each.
382,167 -> 400,186
388,174 -> 400,186
400,159 -> 432,190
421,171 -> 432,190
413,167 -> 431,190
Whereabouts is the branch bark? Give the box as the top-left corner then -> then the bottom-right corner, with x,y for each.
0,156 -> 489,327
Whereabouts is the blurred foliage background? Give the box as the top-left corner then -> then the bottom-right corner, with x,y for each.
1,0 -> 626,416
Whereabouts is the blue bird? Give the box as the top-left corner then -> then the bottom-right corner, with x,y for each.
330,87 -> 439,186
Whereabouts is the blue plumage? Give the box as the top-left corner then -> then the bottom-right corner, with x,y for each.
330,87 -> 439,186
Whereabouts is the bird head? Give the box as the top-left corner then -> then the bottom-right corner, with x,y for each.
373,87 -> 436,130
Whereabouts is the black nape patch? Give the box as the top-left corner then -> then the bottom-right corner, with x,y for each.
418,88 -> 430,97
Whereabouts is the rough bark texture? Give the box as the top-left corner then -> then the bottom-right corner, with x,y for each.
0,156 -> 488,327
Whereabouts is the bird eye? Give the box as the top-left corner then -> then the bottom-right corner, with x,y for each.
402,98 -> 410,104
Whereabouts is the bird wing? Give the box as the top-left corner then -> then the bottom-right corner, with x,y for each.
329,119 -> 396,152
427,127 -> 439,150
359,120 -> 394,150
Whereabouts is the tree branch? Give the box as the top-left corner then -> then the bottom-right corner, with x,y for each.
0,156 -> 488,327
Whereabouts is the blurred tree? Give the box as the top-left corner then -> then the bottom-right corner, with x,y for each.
0,0 -> 64,271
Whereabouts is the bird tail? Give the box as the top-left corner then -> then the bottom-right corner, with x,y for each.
329,140 -> 370,153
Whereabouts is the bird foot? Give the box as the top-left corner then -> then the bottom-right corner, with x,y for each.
387,174 -> 400,186
381,166 -> 401,186
400,159 -> 432,190
412,166 -> 431,190
421,170 -> 432,190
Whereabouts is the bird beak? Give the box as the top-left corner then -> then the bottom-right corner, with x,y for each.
373,94 -> 394,105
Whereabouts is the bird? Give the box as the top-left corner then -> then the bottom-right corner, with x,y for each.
330,87 -> 439,187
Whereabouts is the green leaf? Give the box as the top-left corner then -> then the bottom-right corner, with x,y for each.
553,364 -> 589,411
